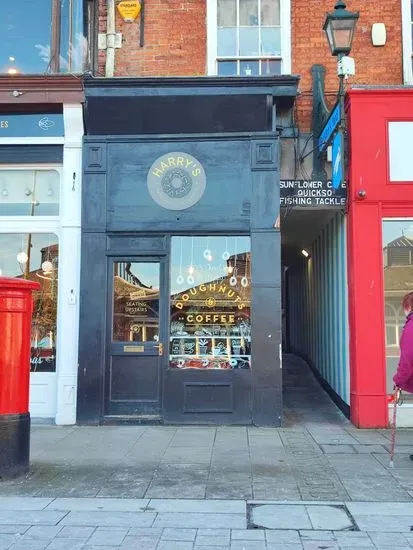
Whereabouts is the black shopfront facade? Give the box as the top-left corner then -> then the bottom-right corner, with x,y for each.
77,76 -> 299,426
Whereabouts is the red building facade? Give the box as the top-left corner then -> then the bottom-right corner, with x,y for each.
347,88 -> 413,427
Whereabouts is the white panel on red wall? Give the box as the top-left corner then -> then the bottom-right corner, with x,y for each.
389,122 -> 413,182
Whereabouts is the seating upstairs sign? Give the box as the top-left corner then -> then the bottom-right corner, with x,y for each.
318,103 -> 340,153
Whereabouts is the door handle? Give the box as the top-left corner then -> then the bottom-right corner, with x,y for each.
154,343 -> 163,356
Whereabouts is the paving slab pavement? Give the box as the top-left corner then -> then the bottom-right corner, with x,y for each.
0,498 -> 412,549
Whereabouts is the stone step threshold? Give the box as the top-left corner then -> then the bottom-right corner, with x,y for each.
101,415 -> 162,425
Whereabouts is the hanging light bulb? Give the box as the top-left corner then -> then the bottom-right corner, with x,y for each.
207,254 -> 213,262
17,252 -> 28,264
188,265 -> 194,275
227,265 -> 234,274
42,260 -> 53,274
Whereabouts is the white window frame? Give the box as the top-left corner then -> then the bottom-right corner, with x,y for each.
206,0 -> 291,76
402,0 -> 413,84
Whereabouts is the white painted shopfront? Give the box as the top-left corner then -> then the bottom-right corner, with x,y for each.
0,105 -> 83,424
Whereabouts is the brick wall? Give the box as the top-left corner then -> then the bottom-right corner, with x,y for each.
98,0 -> 206,77
292,0 -> 403,131
97,1 -> 403,130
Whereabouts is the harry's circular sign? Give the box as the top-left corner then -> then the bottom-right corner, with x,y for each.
147,152 -> 206,210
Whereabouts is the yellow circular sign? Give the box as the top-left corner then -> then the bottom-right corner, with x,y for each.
117,1 -> 141,22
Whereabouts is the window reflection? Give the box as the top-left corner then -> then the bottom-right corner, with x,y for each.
0,170 -> 60,216
170,237 -> 251,369
383,221 -> 413,398
0,234 -> 58,372
112,262 -> 160,343
0,0 -> 85,75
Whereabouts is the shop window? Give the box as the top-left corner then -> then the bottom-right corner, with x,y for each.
208,0 -> 290,76
0,233 -> 59,373
383,220 -> 413,398
0,170 -> 60,216
0,0 -> 86,75
112,262 -> 160,343
169,236 -> 251,369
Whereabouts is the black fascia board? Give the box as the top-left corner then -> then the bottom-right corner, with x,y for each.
83,75 -> 300,99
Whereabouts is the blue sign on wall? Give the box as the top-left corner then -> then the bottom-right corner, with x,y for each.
318,103 -> 340,152
0,114 -> 64,138
332,131 -> 344,190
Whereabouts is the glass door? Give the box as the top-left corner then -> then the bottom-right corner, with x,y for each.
105,258 -> 165,416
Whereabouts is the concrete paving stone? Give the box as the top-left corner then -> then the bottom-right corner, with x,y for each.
8,543 -> 49,550
231,529 -> 265,540
347,502 -> 413,516
353,445 -> 387,454
321,446 -> 356,454
194,546 -> 230,550
340,478 -> 412,501
353,515 -> 413,532
60,511 -> 156,527
251,505 -> 312,530
153,513 -> 246,529
148,499 -> 245,514
308,434 -> 359,445
83,547 -> 123,550
196,535 -> 230,546
299,530 -> 335,540
0,534 -> 17,550
24,526 -> 63,540
253,483 -> 301,501
145,483 -> 207,499
0,527 -> 30,535
333,531 -> 373,543
265,545 -> 303,550
374,453 -> 413,469
265,530 -> 301,544
127,527 -> 162,536
205,485 -> 253,500
57,526 -> 96,538
0,499 -> 52,511
120,535 -> 159,549
197,530 -> 230,538
301,541 -> 339,550
230,542 -> 266,550
0,511 -> 66,526
326,455 -> 391,477
156,542 -> 194,550
368,531 -> 411,546
306,505 -> 353,531
121,540 -> 158,550
46,540 -> 88,550
161,528 -> 197,541
87,529 -> 128,546
47,498 -> 149,512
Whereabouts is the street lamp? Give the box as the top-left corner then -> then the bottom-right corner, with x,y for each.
323,0 -> 359,57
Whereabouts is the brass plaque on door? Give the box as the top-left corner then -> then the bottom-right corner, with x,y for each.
123,345 -> 144,353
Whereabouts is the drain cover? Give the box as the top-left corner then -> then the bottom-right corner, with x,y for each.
247,504 -> 358,531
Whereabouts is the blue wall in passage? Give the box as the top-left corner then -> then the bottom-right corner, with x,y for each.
287,212 -> 349,404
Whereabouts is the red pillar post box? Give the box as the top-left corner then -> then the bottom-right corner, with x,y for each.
0,277 -> 40,478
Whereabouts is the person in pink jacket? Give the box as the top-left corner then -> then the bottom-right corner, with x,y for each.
393,292 -> 413,394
